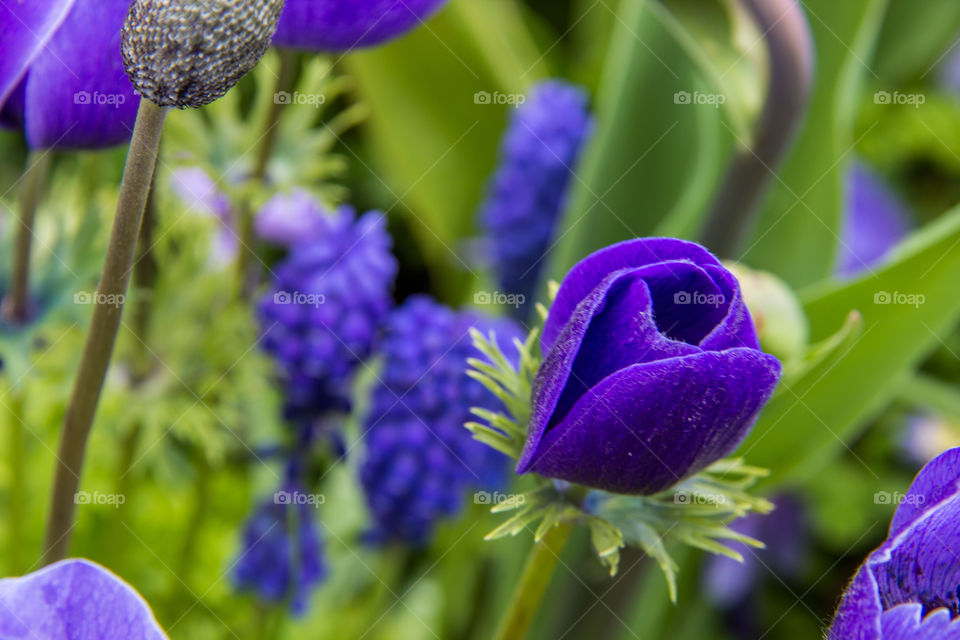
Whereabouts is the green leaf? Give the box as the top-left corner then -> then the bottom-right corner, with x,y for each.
872,0 -> 960,82
742,0 -> 888,287
744,203 -> 960,484
344,0 -> 547,303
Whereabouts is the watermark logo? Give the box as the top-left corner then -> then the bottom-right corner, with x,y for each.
273,291 -> 326,308
74,491 -> 125,508
874,491 -> 925,506
474,491 -> 525,505
673,91 -> 726,108
474,91 -> 527,107
874,291 -> 925,308
74,291 -> 125,308
673,490 -> 726,506
874,91 -> 925,107
673,291 -> 726,308
474,290 -> 526,309
74,91 -> 127,108
274,91 -> 326,108
274,490 -> 326,506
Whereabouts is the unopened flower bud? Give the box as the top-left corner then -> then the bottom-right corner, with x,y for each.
121,0 -> 286,109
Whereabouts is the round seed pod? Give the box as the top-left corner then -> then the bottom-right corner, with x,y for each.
121,0 -> 286,109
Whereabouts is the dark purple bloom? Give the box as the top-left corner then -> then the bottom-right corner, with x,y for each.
837,163 -> 911,278
518,238 -> 782,495
259,203 -> 397,424
255,189 -> 330,248
0,0 -> 140,149
272,0 -> 449,52
0,559 -> 167,639
233,487 -> 326,614
479,80 -> 593,310
360,296 -> 522,544
828,447 -> 960,639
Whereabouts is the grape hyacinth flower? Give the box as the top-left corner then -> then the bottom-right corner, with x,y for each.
259,202 -> 397,424
0,0 -> 140,149
0,559 -> 167,639
837,162 -> 911,278
479,80 -> 593,311
233,486 -> 326,614
272,0 -> 450,52
516,238 -> 781,495
360,296 -> 522,544
828,447 -> 960,639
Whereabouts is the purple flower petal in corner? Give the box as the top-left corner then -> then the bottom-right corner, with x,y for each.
0,559 -> 168,639
0,0 -> 75,106
828,447 -> 960,639
272,0 -> 450,51
520,238 -> 781,495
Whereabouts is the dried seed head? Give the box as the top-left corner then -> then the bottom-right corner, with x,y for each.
121,0 -> 286,109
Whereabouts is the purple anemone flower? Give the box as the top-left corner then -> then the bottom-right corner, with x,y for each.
828,447 -> 960,639
518,238 -> 782,495
272,0 -> 450,52
837,162 -> 911,278
0,559 -> 167,639
0,0 -> 140,149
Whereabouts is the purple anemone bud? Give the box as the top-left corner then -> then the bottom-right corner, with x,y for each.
0,559 -> 167,639
828,447 -> 960,639
518,238 -> 782,495
0,0 -> 140,149
272,0 -> 449,51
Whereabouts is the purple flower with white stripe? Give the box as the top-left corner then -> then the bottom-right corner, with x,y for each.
828,447 -> 960,639
518,238 -> 782,495
272,0 -> 450,52
0,0 -> 140,149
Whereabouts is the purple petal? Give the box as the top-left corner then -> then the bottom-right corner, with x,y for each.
829,567 -> 883,640
0,559 -> 168,639
272,0 -> 449,51
889,447 -> 960,538
255,189 -> 330,247
880,605 -> 960,640
23,0 -> 139,149
519,349 -> 781,495
542,237 -> 726,353
0,0 -> 74,107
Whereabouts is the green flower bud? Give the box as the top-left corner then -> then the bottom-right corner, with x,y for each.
121,0 -> 286,109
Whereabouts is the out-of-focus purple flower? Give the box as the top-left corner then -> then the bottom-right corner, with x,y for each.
902,413 -> 960,467
479,80 -> 593,311
0,558 -> 167,639
259,203 -> 397,424
837,163 -> 911,278
519,238 -> 782,495
169,168 -> 238,268
828,447 -> 960,639
0,0 -> 140,149
255,189 -> 330,248
272,0 -> 450,52
360,296 -> 523,544
703,493 -> 809,609
233,486 -> 326,615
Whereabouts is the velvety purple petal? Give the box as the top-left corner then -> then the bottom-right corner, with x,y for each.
1,79 -> 27,130
829,566 -> 883,640
543,238 -> 726,353
519,349 -> 781,495
272,0 -> 449,51
255,189 -> 330,247
0,0 -> 74,106
23,0 -> 139,149
0,559 -> 168,639
889,447 -> 960,538
700,264 -> 761,351
880,604 -> 960,639
837,163 -> 911,278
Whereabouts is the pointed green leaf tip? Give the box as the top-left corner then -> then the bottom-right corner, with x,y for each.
121,0 -> 286,109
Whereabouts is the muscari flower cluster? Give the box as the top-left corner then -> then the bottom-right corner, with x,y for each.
479,80 -> 593,312
828,447 -> 960,639
360,296 -> 523,544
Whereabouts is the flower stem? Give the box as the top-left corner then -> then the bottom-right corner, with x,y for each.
41,99 -> 167,565
5,385 -> 26,574
3,151 -> 51,324
493,523 -> 573,640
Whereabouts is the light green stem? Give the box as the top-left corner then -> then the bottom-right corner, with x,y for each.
6,387 -> 26,574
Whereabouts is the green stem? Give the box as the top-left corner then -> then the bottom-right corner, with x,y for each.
3,151 -> 51,324
41,100 -> 167,565
6,386 -> 26,574
492,523 -> 573,640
